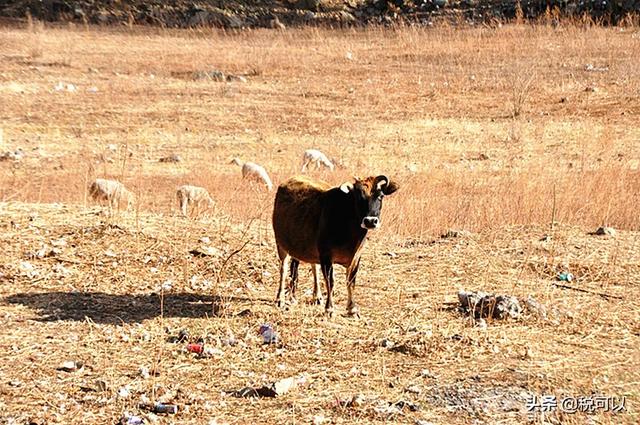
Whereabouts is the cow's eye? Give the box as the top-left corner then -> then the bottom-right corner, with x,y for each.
378,194 -> 384,200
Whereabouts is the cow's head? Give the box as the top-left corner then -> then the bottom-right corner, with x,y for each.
340,175 -> 399,230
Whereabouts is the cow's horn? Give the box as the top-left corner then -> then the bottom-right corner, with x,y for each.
340,182 -> 354,193
374,175 -> 389,190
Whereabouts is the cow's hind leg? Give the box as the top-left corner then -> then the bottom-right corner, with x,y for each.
312,264 -> 323,305
275,252 -> 292,308
287,259 -> 299,304
346,258 -> 361,318
320,259 -> 335,317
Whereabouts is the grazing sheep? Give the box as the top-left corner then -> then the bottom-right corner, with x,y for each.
89,178 -> 134,210
176,185 -> 215,217
301,149 -> 334,172
231,158 -> 273,191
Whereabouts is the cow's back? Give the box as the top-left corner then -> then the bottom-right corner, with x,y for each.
273,176 -> 330,263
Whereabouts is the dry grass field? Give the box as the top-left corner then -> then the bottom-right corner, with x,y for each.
0,19 -> 639,424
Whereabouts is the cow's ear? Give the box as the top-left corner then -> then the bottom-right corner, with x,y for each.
339,182 -> 353,194
382,180 -> 399,195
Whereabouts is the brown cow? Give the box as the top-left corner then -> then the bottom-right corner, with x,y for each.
272,175 -> 399,317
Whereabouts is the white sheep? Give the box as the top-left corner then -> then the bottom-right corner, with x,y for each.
88,178 -> 134,210
176,185 -> 215,217
301,149 -> 334,172
231,158 -> 273,191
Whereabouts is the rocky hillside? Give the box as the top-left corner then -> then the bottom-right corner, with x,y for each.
1,0 -> 638,28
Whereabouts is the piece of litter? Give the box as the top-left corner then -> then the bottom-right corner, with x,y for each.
458,290 -> 522,319
118,386 -> 131,399
57,360 -> 83,372
557,272 -> 574,282
259,324 -> 278,344
139,367 -> 150,379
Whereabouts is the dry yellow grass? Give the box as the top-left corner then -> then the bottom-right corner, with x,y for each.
0,20 -> 639,424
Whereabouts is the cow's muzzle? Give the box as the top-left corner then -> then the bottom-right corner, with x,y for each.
361,216 -> 380,229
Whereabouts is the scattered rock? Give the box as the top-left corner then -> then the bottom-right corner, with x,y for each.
337,11 -> 356,24
525,296 -> 547,319
201,347 -> 224,358
269,17 -> 286,30
140,403 -> 178,415
231,376 -> 304,398
54,82 -> 77,92
139,367 -> 150,379
404,385 -> 422,395
94,379 -> 108,392
0,148 -> 24,162
339,393 -> 366,408
259,324 -> 278,344
592,226 -> 616,236
226,74 -> 247,83
441,229 -> 471,239
584,63 -> 608,72
470,152 -> 489,161
120,414 -> 144,425
189,246 -> 222,258
296,0 -> 322,11
312,414 -> 328,425
391,400 -> 421,411
420,369 -> 436,379
191,70 -> 226,82
475,318 -> 487,330
380,338 -> 394,348
458,290 -> 522,320
118,386 -> 131,399
159,154 -> 182,163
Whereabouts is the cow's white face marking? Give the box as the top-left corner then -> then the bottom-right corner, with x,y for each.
340,182 -> 353,193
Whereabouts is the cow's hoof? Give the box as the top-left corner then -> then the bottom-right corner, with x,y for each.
347,304 -> 360,318
325,308 -> 334,318
312,297 -> 323,306
275,299 -> 286,308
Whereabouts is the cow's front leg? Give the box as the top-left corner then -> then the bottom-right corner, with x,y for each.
275,254 -> 292,308
320,259 -> 335,317
346,258 -> 360,318
312,264 -> 323,305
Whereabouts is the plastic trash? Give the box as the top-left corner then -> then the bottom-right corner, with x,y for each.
186,343 -> 204,354
259,324 -> 277,344
557,272 -> 574,282
123,415 -> 144,425
153,403 -> 178,414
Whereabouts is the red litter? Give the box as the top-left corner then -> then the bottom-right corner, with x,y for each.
186,343 -> 204,354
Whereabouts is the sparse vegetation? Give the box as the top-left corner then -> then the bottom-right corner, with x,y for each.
0,19 -> 638,425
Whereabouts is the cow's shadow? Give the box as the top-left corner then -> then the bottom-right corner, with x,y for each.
4,291 -> 268,325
